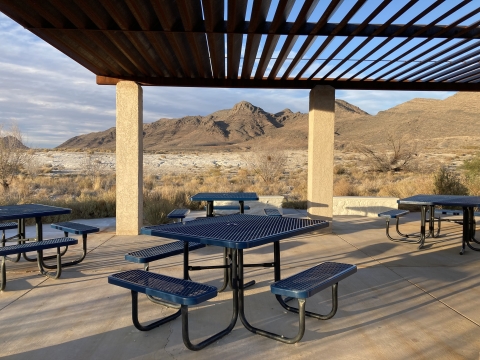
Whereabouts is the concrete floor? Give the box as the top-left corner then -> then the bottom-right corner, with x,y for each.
0,211 -> 479,359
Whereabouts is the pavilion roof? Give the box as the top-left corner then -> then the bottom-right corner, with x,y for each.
2,0 -> 480,91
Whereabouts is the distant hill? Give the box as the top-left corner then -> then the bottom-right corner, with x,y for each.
56,99 -> 368,151
55,92 -> 480,152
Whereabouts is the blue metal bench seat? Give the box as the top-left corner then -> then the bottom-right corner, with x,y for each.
254,262 -> 357,344
108,270 -> 236,351
264,208 -> 282,217
377,209 -> 422,242
0,237 -> 78,290
167,209 -> 190,223
49,222 -> 99,268
125,241 -> 206,270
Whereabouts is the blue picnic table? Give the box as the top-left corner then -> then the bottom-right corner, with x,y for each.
398,195 -> 480,254
190,192 -> 259,217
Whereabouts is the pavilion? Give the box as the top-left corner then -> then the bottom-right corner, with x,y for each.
1,0 -> 479,234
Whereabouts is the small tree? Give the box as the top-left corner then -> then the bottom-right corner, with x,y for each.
242,146 -> 287,184
0,124 -> 30,190
353,133 -> 417,172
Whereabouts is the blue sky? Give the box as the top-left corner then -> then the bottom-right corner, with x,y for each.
0,3 -> 460,148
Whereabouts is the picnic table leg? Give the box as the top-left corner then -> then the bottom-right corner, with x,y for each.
239,201 -> 245,214
206,201 -> 214,217
23,217 -> 68,263
418,206 -> 427,249
464,207 -> 480,254
181,249 -> 239,351
1,219 -> 21,263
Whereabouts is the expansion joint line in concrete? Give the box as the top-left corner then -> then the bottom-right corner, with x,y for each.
334,232 -> 480,329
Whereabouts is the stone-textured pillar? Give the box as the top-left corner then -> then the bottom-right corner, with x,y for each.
116,81 -> 143,235
308,85 -> 335,229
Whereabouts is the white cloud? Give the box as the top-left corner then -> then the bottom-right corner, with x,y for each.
0,13 -> 456,148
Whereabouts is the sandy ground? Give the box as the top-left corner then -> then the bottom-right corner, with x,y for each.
32,150 -> 308,175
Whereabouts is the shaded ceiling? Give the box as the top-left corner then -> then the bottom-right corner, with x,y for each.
1,0 -> 480,90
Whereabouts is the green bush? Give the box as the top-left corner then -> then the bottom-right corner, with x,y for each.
433,166 -> 468,195
462,153 -> 480,179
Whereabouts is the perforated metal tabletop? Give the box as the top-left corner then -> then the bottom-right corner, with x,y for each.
398,195 -> 480,207
142,214 -> 328,249
0,204 -> 72,220
190,192 -> 259,202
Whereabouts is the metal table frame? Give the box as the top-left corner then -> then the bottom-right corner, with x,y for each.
0,204 -> 72,272
141,214 -> 329,342
190,192 -> 259,217
398,195 -> 480,254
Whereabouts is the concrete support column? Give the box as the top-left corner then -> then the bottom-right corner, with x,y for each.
307,85 -> 335,229
116,81 -> 143,235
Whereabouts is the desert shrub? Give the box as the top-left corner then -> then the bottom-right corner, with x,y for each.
462,153 -> 480,178
334,177 -> 359,196
352,133 -> 418,172
433,166 -> 468,195
242,147 -> 287,184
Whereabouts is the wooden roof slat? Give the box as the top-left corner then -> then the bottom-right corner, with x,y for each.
408,41 -> 480,82
421,50 -> 480,82
281,0 -> 345,80
267,0 -> 320,80
1,0 -> 45,28
150,0 -> 197,78
323,0 -> 419,81
241,0 -> 272,79
343,0 -> 445,81
438,64 -> 480,83
227,0 -> 248,79
308,0 -> 392,80
176,0 -> 212,78
99,0 -> 166,77
458,69 -> 480,83
388,17 -> 480,82
254,0 -> 296,79
363,0 -> 475,81
294,0 -> 368,80
202,0 -> 225,79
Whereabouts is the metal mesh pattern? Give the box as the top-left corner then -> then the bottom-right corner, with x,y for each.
51,222 -> 99,234
144,214 -> 327,249
110,270 -> 217,304
167,209 -> 190,218
126,241 -> 205,262
0,222 -> 17,230
191,192 -> 258,201
272,262 -> 356,297
0,204 -> 71,220
378,210 -> 409,218
0,237 -> 77,255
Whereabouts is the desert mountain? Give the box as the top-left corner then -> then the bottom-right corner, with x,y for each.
56,99 -> 367,151
56,92 -> 480,152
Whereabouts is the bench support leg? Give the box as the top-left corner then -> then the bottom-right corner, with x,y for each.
0,256 -> 5,291
238,250 -> 307,344
131,291 -> 181,331
37,248 -> 63,279
181,249 -> 239,351
384,218 -> 422,244
41,234 -> 87,269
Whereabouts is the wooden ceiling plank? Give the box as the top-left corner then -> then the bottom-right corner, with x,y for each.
409,41 -> 480,82
96,74 -> 480,92
177,0 -> 212,78
311,0 -> 392,81
150,0 -> 197,78
440,65 -> 480,83
268,0 -> 320,80
364,0 -> 474,81
343,0 -> 446,81
254,0 -> 295,79
421,52 -> 480,82
281,0 -> 344,80
241,0 -> 272,79
1,0 -> 45,28
295,0 -> 368,80
202,0 -> 225,79
99,0 -> 163,76
459,70 -> 480,83
332,0 -> 421,80
227,0 -> 248,79
386,17 -> 480,82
